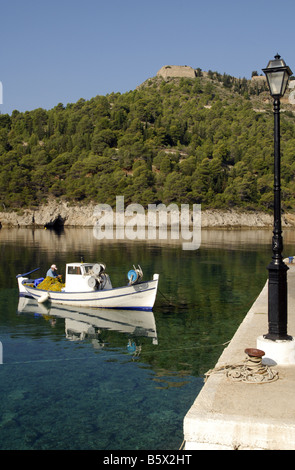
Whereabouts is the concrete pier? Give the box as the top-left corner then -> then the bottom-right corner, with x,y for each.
183,263 -> 295,450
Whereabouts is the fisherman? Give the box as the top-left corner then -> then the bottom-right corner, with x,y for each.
46,264 -> 59,278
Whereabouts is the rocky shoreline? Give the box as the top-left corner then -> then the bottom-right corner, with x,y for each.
0,200 -> 295,229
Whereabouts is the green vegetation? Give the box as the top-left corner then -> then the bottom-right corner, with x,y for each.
0,71 -> 295,211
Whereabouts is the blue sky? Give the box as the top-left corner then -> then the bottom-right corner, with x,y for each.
1,0 -> 295,114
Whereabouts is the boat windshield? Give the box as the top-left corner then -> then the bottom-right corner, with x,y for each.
83,265 -> 94,274
67,266 -> 82,275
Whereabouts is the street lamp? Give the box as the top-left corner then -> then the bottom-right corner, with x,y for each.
262,54 -> 293,341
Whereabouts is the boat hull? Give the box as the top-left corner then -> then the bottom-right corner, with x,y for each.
19,274 -> 159,311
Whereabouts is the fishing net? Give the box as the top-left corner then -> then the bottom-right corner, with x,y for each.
37,276 -> 65,292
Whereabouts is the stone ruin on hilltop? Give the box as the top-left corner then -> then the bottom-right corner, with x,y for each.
156,65 -> 198,80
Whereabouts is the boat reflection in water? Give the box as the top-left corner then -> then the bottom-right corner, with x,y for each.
17,297 -> 158,356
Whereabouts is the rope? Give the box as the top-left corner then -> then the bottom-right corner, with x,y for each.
179,439 -> 185,450
2,340 -> 231,366
157,287 -> 177,306
205,353 -> 279,384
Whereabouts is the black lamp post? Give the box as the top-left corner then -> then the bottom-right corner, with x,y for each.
262,54 -> 293,341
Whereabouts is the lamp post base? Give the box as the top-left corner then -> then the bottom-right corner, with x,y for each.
265,260 -> 290,340
257,335 -> 295,365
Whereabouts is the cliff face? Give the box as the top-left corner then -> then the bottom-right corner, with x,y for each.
0,200 -> 294,229
0,200 -> 98,228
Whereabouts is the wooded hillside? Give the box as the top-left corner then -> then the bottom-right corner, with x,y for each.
0,70 -> 295,211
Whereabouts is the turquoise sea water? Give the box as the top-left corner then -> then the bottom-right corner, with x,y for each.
0,227 -> 294,450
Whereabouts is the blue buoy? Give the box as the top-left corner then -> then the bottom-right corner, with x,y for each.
127,270 -> 138,283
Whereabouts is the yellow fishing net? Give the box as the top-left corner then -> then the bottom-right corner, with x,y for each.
37,276 -> 65,292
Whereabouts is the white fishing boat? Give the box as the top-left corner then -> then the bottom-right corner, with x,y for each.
17,262 -> 159,311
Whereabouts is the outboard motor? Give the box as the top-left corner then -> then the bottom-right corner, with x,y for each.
127,265 -> 143,285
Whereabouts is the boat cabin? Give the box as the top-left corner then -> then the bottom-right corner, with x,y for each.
65,263 -> 112,293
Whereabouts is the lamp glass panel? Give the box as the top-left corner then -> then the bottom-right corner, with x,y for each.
267,71 -> 284,96
281,72 -> 290,96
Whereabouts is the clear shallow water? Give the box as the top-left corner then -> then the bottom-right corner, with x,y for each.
1,227 -> 294,450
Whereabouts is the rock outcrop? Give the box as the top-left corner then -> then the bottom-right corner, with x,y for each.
0,200 -> 98,228
0,199 -> 294,229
